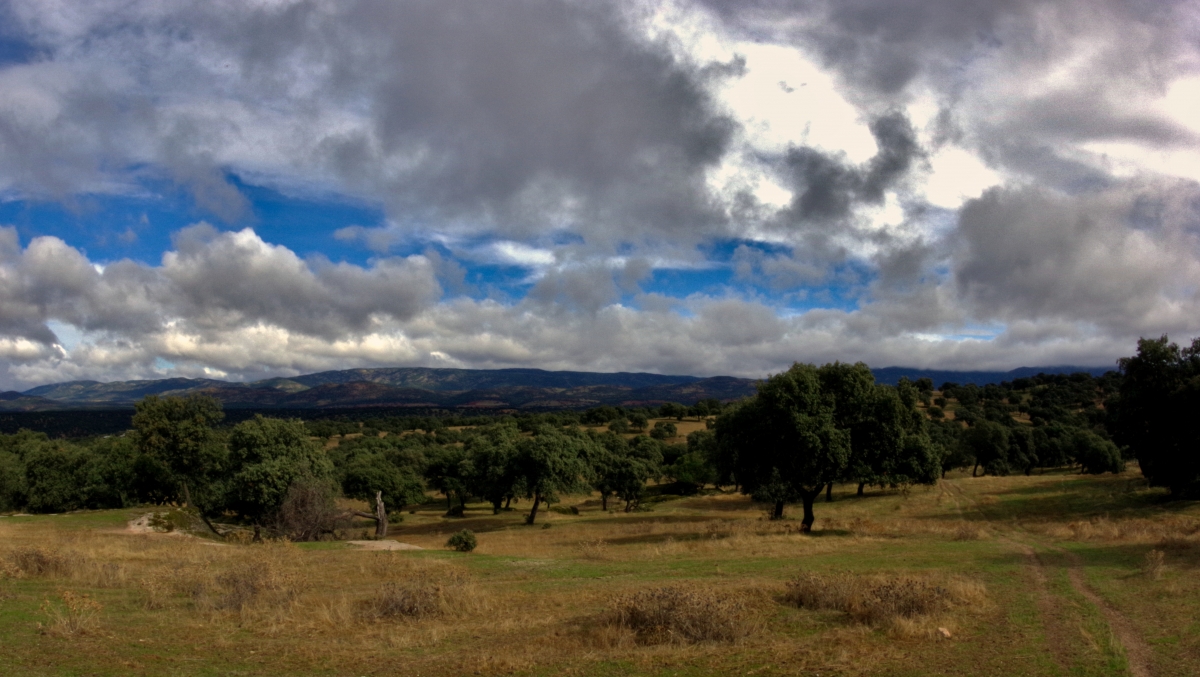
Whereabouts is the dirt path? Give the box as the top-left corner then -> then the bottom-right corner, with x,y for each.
1007,538 -> 1077,673
944,480 -> 1153,676
1047,543 -> 1153,677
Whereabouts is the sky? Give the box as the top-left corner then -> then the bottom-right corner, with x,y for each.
0,0 -> 1198,390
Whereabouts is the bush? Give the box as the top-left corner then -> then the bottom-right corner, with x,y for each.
38,590 -> 102,636
447,529 -> 477,552
273,481 -> 348,541
783,572 -> 983,627
358,570 -> 478,620
193,553 -> 302,612
6,547 -> 74,577
607,586 -> 753,644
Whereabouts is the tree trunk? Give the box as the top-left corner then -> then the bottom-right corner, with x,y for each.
446,495 -> 452,510
825,482 -> 833,502
504,495 -> 513,510
181,482 -> 222,538
857,482 -> 865,497
492,499 -> 502,515
374,491 -> 387,539
772,500 -> 785,520
972,462 -> 979,477
799,490 -> 818,532
601,493 -> 608,511
526,493 -> 542,524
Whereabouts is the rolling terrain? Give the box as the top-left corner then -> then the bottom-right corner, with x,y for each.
4,364 -> 1114,412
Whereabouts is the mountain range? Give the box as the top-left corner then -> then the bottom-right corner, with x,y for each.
0,364 -> 1115,412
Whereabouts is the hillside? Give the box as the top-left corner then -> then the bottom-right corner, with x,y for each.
8,367 -> 752,412
7,364 -> 1118,412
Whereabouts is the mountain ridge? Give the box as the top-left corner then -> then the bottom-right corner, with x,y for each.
6,364 -> 1117,412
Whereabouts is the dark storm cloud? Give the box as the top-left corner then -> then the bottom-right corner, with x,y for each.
953,181 -> 1200,333
0,0 -> 740,245
776,111 -> 921,224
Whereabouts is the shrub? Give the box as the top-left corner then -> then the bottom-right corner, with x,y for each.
7,547 -> 74,577
447,529 -> 477,552
783,572 -> 982,627
39,590 -> 102,636
607,586 -> 753,644
951,523 -> 983,541
359,570 -> 479,620
1142,549 -> 1165,580
273,481 -> 347,541
193,552 -> 302,612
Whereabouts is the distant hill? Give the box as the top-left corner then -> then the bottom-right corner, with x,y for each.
871,365 -> 1116,387
5,364 -> 1121,413
9,367 -> 747,412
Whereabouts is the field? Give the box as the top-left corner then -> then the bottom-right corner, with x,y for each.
1,468 -> 1198,677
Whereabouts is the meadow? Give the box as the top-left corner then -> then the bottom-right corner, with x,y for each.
1,466 -> 1197,677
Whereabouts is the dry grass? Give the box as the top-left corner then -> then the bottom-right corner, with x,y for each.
358,568 -> 484,620
784,571 -> 986,630
5,546 -> 76,578
38,590 -> 103,636
951,523 -> 985,541
0,472 -> 1196,676
1142,549 -> 1165,580
605,585 -> 758,644
1038,514 -> 1200,544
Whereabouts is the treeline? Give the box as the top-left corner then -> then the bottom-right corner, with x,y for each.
4,337 -> 1197,533
0,401 -> 725,440
0,395 -> 722,533
928,370 -> 1126,478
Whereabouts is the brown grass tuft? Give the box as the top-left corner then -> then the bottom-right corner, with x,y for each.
39,590 -> 103,636
6,547 -> 75,578
358,569 -> 483,620
189,548 -> 304,613
951,523 -> 984,541
605,585 -> 755,644
1142,549 -> 1165,580
784,571 -> 984,628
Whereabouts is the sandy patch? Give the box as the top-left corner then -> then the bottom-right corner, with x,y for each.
346,540 -> 424,550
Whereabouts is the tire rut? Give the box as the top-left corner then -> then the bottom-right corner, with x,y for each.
944,480 -> 1153,676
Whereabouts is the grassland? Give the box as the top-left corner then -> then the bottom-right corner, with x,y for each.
1,468 -> 1197,677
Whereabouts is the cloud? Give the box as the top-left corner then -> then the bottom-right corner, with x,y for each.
1,0 -> 1200,388
953,181 -> 1200,334
0,0 -> 742,247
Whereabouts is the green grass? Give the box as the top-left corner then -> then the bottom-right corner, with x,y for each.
1,470 -> 1198,676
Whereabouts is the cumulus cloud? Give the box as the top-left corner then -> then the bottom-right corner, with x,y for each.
1,0 -> 1199,388
0,0 -> 740,247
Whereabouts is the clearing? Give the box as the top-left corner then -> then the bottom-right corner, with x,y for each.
1,467 -> 1197,676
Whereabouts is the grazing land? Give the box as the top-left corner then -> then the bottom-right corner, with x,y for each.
2,467 -> 1197,677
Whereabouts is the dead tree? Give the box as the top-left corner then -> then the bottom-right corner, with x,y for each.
350,490 -> 388,539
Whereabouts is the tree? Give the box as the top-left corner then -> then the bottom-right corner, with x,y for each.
226,416 -> 334,525
340,453 -> 425,536
1109,335 -> 1200,496
512,427 -> 593,524
1070,430 -> 1125,475
423,446 -> 471,511
649,421 -> 677,440
962,421 -> 1011,476
131,394 -> 226,514
464,425 -> 522,514
588,432 -> 626,511
716,363 -> 850,531
627,412 -> 649,432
